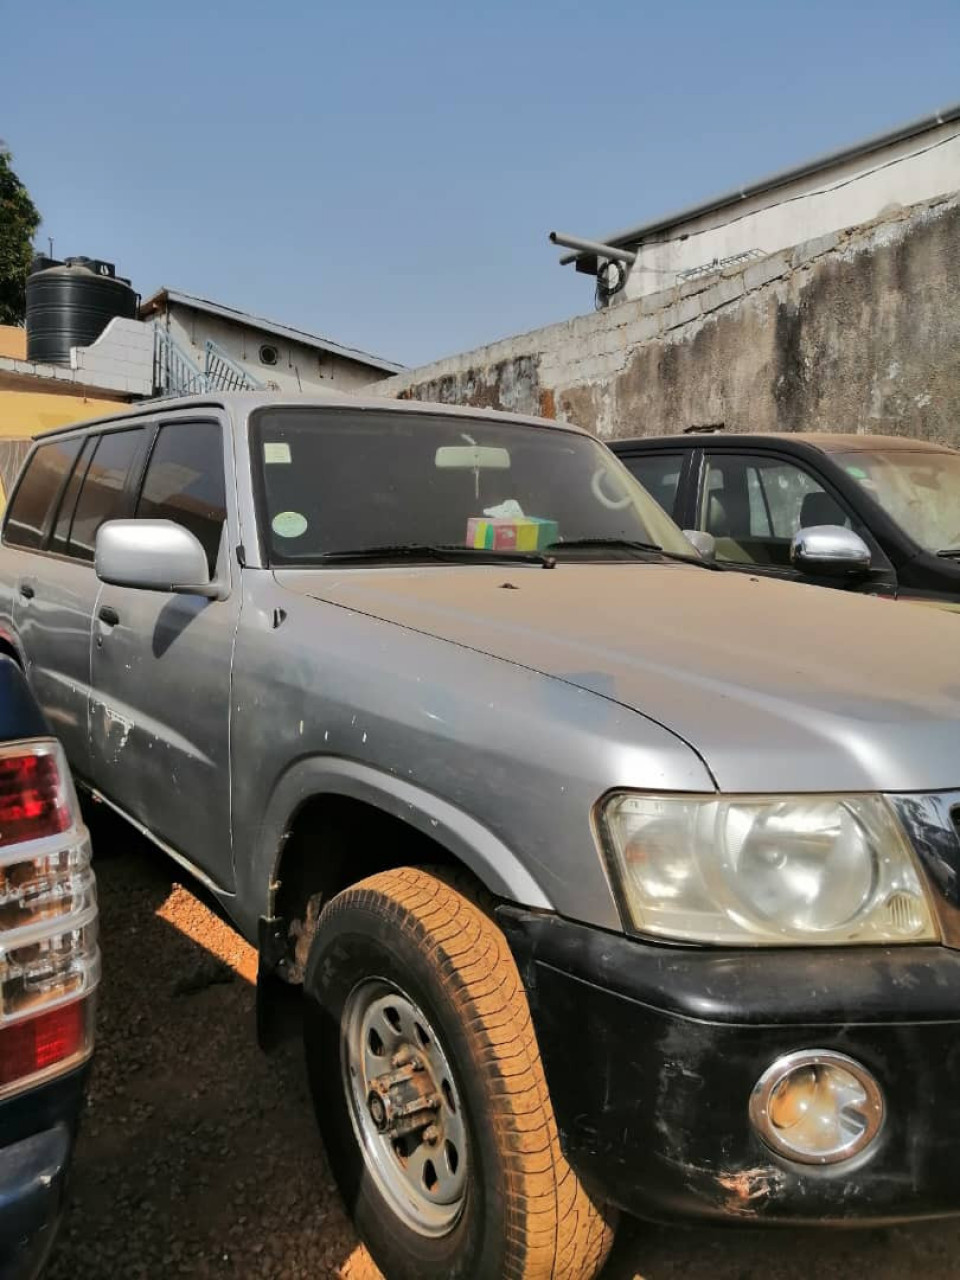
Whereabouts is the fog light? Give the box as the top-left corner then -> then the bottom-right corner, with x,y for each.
749,1050 -> 883,1165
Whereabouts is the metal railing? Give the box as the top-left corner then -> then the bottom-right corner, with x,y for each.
153,325 -> 205,398
204,340 -> 263,393
152,326 -> 265,397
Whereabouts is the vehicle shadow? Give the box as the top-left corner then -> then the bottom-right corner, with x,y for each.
48,806 -> 960,1280
46,803 -> 376,1280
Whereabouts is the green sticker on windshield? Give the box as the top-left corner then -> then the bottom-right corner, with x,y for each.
845,465 -> 868,479
272,511 -> 308,539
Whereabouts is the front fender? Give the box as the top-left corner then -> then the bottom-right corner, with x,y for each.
240,754 -> 553,938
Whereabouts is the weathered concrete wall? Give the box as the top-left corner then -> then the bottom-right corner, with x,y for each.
375,194 -> 960,447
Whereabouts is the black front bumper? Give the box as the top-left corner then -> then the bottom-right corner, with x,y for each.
0,1067 -> 87,1280
499,908 -> 960,1226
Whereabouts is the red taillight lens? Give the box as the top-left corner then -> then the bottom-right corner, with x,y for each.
0,751 -> 71,847
0,999 -> 89,1093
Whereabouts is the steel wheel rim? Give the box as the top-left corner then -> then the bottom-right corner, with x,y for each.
341,978 -> 468,1236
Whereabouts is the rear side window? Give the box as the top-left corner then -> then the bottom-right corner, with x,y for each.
135,421 -> 227,575
67,428 -> 146,562
50,436 -> 96,556
4,438 -> 82,549
618,452 -> 685,518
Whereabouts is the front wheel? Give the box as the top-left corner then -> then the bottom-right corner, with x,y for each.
303,867 -> 616,1280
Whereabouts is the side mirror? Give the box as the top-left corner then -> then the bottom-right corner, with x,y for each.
790,525 -> 871,578
95,520 -> 217,596
682,529 -> 716,564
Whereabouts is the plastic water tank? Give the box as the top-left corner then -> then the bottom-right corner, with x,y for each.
25,258 -> 138,365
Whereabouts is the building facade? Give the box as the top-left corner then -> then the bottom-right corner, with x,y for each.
557,102 -> 960,305
375,105 -> 960,447
141,290 -> 402,396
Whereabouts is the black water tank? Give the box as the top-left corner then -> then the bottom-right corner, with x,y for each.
25,258 -> 138,365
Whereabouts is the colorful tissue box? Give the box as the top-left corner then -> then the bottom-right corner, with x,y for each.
466,516 -> 559,551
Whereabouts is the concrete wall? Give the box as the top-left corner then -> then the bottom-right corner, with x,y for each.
70,317 -> 153,396
613,118 -> 960,299
375,193 -> 960,447
164,305 -> 388,394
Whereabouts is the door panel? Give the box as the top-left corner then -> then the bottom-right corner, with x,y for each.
7,431 -> 147,777
88,418 -> 237,889
14,552 -> 99,773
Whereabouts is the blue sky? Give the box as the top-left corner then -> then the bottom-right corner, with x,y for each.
3,1 -> 958,368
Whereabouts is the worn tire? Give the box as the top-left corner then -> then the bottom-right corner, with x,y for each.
303,867 -> 616,1280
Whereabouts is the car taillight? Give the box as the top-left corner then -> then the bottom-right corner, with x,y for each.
0,751 -> 71,846
0,741 -> 98,1099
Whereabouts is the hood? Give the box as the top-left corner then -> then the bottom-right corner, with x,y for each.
275,563 -> 960,794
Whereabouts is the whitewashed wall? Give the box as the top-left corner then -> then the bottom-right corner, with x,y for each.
621,120 -> 960,300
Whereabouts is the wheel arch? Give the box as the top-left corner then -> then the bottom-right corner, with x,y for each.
255,756 -> 552,984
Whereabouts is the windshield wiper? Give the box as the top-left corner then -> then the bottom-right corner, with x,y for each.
315,543 -> 556,568
547,537 -> 713,567
937,548 -> 960,559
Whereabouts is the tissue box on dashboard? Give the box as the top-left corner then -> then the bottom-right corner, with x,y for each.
466,516 -> 559,551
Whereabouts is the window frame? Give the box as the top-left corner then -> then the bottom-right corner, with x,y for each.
614,448 -> 693,524
55,424 -> 153,565
1,435 -> 85,553
132,415 -> 230,580
49,434 -> 97,558
694,445 -> 891,578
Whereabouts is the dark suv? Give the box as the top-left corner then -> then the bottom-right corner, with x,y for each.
611,431 -> 960,609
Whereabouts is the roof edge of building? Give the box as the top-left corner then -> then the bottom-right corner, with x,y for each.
561,100 -> 960,266
141,288 -> 404,374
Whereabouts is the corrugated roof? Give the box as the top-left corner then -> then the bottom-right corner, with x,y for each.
140,289 -> 404,375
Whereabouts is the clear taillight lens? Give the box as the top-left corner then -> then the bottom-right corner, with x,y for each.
0,740 -> 98,1098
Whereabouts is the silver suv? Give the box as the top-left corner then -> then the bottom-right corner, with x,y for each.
2,392 -> 960,1278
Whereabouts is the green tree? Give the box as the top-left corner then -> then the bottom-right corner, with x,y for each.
0,146 -> 41,326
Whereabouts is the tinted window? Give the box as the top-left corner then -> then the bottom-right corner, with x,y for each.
136,421 -> 226,575
619,452 -> 684,517
4,438 -> 82,549
68,429 -> 146,562
700,453 -> 853,569
50,436 -> 96,555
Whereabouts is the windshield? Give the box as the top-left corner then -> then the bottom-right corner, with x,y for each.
251,407 -> 695,564
835,449 -> 960,554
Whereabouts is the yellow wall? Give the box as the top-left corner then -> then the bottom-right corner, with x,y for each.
0,327 -> 27,360
0,390 -> 123,439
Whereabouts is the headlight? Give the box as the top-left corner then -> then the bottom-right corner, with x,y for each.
600,792 -> 938,945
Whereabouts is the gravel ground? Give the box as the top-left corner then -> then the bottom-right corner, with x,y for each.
46,810 -> 960,1280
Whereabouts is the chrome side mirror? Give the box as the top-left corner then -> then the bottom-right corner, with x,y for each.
790,525 -> 871,578
95,520 -> 218,596
682,529 -> 716,564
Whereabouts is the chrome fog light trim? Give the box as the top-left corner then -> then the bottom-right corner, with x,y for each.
749,1049 -> 884,1165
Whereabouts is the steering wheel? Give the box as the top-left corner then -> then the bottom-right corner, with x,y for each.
591,467 -> 634,511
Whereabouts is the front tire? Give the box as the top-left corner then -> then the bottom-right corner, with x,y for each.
303,867 -> 615,1280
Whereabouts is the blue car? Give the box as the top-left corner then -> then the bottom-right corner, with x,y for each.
0,656 -> 98,1279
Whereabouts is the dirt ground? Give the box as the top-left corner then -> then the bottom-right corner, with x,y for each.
46,810 -> 960,1279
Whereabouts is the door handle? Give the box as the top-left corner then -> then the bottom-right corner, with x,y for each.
98,605 -> 120,627
18,583 -> 34,600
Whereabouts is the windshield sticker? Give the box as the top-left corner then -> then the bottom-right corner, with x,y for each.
272,511 -> 308,539
264,442 -> 292,465
845,465 -> 868,479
